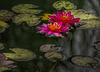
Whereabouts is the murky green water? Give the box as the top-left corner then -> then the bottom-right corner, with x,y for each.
0,0 -> 100,72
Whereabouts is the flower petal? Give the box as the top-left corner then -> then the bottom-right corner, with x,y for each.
53,32 -> 61,36
41,24 -> 48,28
62,11 -> 66,15
46,31 -> 53,35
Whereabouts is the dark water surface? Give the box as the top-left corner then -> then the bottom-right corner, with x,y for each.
0,0 -> 100,72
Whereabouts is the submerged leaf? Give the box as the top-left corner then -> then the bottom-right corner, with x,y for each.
3,48 -> 35,61
52,1 -> 74,10
0,10 -> 14,21
0,26 -> 5,33
12,14 -> 40,26
71,56 -> 98,68
12,4 -> 42,14
95,42 -> 100,51
80,19 -> 100,29
0,43 -> 4,50
0,67 -> 9,72
40,44 -> 61,52
45,52 -> 63,61
74,13 -> 99,20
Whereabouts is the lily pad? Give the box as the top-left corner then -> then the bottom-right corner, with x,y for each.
12,14 -> 40,26
40,44 -> 61,52
74,13 -> 99,20
12,4 -> 42,14
0,67 -> 9,72
79,19 -> 100,29
0,54 -> 6,61
64,9 -> 83,15
0,21 -> 8,28
95,42 -> 100,51
0,43 -> 4,50
3,48 -> 35,61
71,56 -> 98,68
0,10 -> 14,21
45,52 -> 63,61
52,1 -> 74,10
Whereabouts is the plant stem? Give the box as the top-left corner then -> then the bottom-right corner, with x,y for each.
49,62 -> 58,72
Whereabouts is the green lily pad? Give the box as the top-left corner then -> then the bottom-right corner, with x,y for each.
3,48 -> 36,61
64,9 -> 83,15
0,21 -> 8,28
95,42 -> 100,51
0,10 -> 14,21
0,26 -> 6,33
80,19 -> 100,29
0,67 -> 9,72
0,54 -> 6,61
71,56 -> 98,68
0,43 -> 4,50
45,52 -> 63,61
74,13 -> 99,20
52,1 -> 74,10
12,14 -> 40,26
12,4 -> 42,14
40,44 -> 61,52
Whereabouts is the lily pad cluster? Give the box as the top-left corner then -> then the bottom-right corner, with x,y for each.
40,44 -> 64,61
71,56 -> 98,68
52,1 -> 75,10
12,14 -> 40,26
3,48 -> 36,61
0,54 -> 16,72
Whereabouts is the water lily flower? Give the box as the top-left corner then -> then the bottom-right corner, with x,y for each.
48,11 -> 80,27
36,22 -> 70,37
39,13 -> 52,20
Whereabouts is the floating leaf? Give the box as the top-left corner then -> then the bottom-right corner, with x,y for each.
12,4 -> 42,14
39,13 -> 52,20
71,56 -> 98,68
0,21 -> 8,28
0,54 -> 6,61
12,14 -> 40,26
0,67 -> 9,72
52,1 -> 74,10
0,43 -> 4,50
74,13 -> 99,20
80,19 -> 100,29
3,48 -> 36,61
45,52 -> 63,61
64,9 -> 83,15
95,42 -> 100,51
0,10 -> 14,21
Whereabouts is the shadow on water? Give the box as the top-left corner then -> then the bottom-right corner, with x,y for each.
0,0 -> 100,72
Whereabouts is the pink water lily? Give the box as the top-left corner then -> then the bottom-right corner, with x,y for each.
49,11 -> 80,27
36,22 -> 70,37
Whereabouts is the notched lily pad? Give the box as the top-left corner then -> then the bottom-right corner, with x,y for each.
45,52 -> 63,61
0,54 -> 6,61
0,67 -> 9,72
0,43 -> 4,50
52,1 -> 74,10
64,9 -> 83,15
71,56 -> 98,68
3,48 -> 35,61
80,19 -> 100,29
12,14 -> 40,26
95,41 -> 100,51
0,10 -> 14,21
12,4 -> 42,14
74,13 -> 99,20
40,44 -> 61,52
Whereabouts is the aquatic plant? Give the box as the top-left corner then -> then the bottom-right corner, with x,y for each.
39,13 -> 52,20
0,10 -> 14,21
0,43 -> 4,50
36,22 -> 71,36
12,14 -> 40,26
12,4 -> 42,14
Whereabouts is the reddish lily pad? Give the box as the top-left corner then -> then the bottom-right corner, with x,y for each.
71,56 -> 98,68
40,44 -> 61,52
0,54 -> 6,61
52,1 -> 75,10
45,52 -> 63,61
0,10 -> 14,21
0,43 -> 4,50
12,4 -> 42,14
95,42 -> 100,51
3,48 -> 36,61
12,14 -> 40,26
80,19 -> 100,29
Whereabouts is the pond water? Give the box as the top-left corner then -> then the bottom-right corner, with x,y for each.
0,0 -> 100,72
